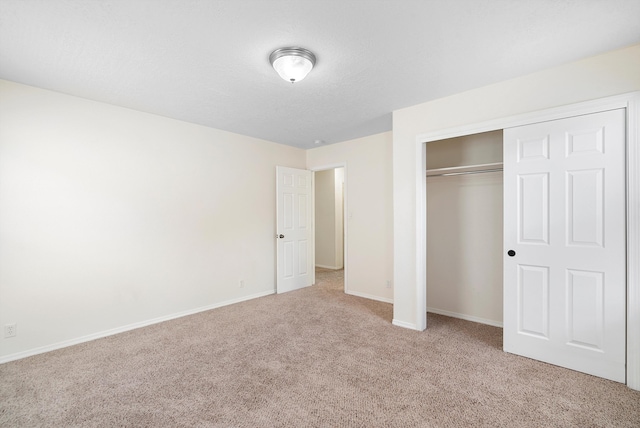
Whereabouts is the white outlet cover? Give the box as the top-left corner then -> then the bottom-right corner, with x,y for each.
4,324 -> 17,338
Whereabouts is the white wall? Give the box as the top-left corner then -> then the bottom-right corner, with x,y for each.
307,133 -> 393,303
0,80 -> 305,361
427,173 -> 503,325
426,131 -> 503,325
392,44 -> 640,329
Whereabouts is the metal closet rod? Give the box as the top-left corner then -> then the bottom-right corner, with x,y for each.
427,168 -> 503,177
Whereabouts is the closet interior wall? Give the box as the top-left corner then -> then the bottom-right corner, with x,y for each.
426,130 -> 504,326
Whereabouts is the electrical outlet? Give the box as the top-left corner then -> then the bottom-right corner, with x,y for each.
4,323 -> 17,338
386,280 -> 392,289
239,280 -> 245,288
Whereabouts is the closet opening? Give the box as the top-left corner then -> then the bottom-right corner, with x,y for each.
415,93 -> 640,388
426,130 -> 504,327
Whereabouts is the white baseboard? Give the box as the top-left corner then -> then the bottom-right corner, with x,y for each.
0,289 -> 275,365
346,290 -> 393,304
392,319 -> 418,330
427,307 -> 503,328
315,264 -> 342,270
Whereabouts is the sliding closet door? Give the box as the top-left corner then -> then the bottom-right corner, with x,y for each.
503,109 -> 626,382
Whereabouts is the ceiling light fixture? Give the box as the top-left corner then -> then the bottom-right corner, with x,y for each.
269,47 -> 316,83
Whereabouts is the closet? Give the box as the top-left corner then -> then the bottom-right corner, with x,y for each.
420,100 -> 633,384
426,130 -> 503,326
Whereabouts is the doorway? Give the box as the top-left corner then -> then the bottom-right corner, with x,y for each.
313,166 -> 346,292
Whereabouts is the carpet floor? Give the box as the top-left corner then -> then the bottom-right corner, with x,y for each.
1,268 -> 639,427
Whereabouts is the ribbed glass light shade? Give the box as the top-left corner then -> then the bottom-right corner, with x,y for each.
269,47 -> 316,83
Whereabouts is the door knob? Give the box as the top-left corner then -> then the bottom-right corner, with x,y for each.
278,234 -> 284,239
507,250 -> 516,257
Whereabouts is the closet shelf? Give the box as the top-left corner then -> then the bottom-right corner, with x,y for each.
426,162 -> 503,177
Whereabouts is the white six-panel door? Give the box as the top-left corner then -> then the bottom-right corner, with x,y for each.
503,109 -> 626,382
276,166 -> 313,294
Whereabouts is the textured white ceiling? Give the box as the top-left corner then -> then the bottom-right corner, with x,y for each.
1,0 -> 639,149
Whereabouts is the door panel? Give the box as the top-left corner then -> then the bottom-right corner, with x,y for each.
504,109 -> 626,383
566,269 -> 604,350
518,173 -> 550,244
518,264 -> 549,338
276,166 -> 313,293
518,135 -> 550,161
567,169 -> 604,247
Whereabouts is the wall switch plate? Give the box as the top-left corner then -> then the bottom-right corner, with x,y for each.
239,280 -> 245,288
4,324 -> 17,338
386,280 -> 392,289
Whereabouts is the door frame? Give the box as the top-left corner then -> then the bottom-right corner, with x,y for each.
311,163 -> 348,293
414,91 -> 640,389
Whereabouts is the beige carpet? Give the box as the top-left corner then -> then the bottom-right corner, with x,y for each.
1,268 -> 639,427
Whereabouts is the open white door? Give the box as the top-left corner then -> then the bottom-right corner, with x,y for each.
503,109 -> 626,382
276,166 -> 313,293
